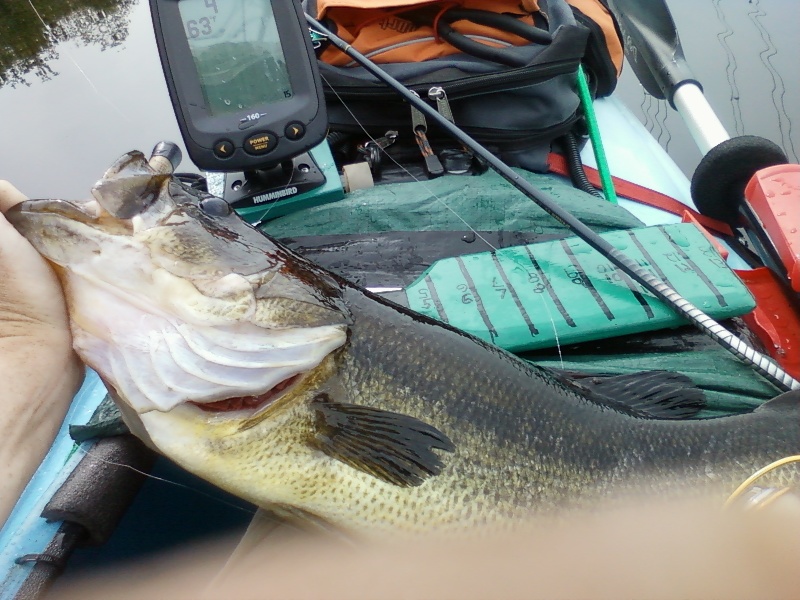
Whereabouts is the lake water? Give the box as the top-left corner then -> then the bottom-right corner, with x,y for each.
0,0 -> 797,199
614,0 -> 800,176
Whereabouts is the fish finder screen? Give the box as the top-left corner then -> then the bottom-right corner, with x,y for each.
178,0 -> 293,116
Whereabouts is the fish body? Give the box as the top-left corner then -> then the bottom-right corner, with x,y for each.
8,152 -> 800,535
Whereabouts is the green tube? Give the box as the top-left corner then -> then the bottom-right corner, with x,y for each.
576,65 -> 618,204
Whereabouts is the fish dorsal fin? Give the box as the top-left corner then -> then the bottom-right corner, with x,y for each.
309,395 -> 455,487
553,370 -> 706,419
755,389 -> 800,412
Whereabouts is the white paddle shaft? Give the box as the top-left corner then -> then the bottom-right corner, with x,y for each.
672,83 -> 730,155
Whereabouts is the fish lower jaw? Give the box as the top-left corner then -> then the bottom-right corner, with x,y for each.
188,372 -> 302,415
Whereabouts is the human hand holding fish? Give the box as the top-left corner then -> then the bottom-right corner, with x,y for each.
52,495 -> 800,600
0,180 -> 83,527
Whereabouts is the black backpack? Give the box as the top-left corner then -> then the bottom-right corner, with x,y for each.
310,0 -> 622,175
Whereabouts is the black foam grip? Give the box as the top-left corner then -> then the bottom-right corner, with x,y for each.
150,141 -> 183,172
41,435 -> 156,546
691,135 -> 787,224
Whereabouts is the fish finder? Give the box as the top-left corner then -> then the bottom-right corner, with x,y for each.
149,0 -> 327,172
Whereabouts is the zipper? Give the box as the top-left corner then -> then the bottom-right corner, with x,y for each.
325,58 -> 581,147
357,131 -> 399,174
330,111 -> 580,147
428,86 -> 477,159
364,131 -> 399,151
410,91 -> 444,177
428,86 -> 455,124
322,58 -> 577,101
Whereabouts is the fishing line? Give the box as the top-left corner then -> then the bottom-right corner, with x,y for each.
652,97 -> 671,152
662,108 -> 672,153
319,73 -> 499,252
320,73 -> 568,357
25,0 -> 130,123
252,159 -> 300,225
306,14 -> 799,392
643,93 -> 655,135
535,294 -> 565,369
639,90 -> 650,132
72,444 -> 258,516
652,97 -> 665,146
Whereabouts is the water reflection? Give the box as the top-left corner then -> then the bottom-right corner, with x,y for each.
0,0 -> 135,88
0,0 -> 186,200
615,0 -> 799,172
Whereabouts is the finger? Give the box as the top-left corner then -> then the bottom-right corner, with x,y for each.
0,187 -> 69,330
0,180 -> 28,213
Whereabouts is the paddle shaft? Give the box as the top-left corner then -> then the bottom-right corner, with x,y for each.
305,15 -> 798,392
672,84 -> 730,155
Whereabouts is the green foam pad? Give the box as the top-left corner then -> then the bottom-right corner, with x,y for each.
406,224 -> 755,352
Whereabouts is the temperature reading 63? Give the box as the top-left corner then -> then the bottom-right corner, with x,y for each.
185,0 -> 218,39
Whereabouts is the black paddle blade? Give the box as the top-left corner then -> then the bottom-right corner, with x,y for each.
605,0 -> 698,105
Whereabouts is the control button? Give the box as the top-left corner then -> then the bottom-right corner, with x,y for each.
285,121 -> 305,141
243,132 -> 278,155
213,139 -> 235,159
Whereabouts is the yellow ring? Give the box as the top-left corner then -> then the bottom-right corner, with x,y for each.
723,455 -> 800,510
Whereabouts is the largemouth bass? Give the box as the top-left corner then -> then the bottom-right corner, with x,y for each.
8,152 -> 800,535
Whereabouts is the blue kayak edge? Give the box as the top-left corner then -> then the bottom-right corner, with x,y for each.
0,370 -> 108,598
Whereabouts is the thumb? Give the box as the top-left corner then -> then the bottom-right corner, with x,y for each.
0,181 -> 70,332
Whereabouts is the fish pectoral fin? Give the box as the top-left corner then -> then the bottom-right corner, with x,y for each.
309,395 -> 455,487
552,369 -> 706,419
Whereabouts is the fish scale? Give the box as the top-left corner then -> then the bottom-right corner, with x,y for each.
331,288 -> 799,516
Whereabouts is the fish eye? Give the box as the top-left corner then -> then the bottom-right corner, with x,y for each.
200,197 -> 233,217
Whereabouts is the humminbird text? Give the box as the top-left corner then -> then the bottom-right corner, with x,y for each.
254,187 -> 299,204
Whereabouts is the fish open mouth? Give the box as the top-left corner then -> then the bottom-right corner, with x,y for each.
189,373 -> 302,413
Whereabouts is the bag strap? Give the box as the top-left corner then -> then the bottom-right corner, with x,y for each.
548,153 -> 734,236
434,8 -> 552,66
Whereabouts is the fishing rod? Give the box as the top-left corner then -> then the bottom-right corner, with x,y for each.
304,14 -> 799,393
